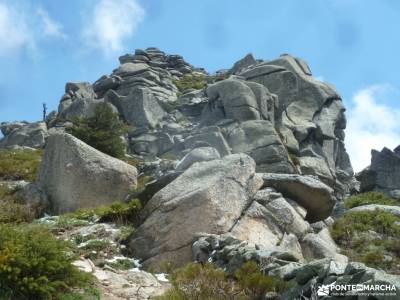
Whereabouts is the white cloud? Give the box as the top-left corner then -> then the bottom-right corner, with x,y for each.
346,84 -> 400,172
82,0 -> 145,55
0,2 -> 66,57
37,7 -> 66,39
0,2 -> 35,55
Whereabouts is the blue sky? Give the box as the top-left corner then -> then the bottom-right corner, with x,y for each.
0,0 -> 400,171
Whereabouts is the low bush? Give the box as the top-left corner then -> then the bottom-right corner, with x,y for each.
235,261 -> 289,298
331,210 -> 400,241
173,73 -> 207,92
345,192 -> 398,209
67,198 -> 142,226
107,258 -> 136,270
0,224 -> 98,300
156,261 -> 289,300
331,209 -> 400,273
0,148 -> 42,181
68,103 -> 127,158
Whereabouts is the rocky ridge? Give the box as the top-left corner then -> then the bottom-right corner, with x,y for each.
357,145 -> 400,200
1,48 -> 399,299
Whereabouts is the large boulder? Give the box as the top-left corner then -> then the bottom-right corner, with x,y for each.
183,127 -> 231,157
0,121 -> 48,148
58,98 -> 116,120
1,121 -> 27,136
37,133 -> 137,213
127,154 -> 263,269
230,195 -> 311,249
357,146 -> 400,199
58,82 -> 96,114
260,173 -> 336,222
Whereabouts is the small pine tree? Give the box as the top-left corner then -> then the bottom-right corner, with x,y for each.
68,103 -> 127,158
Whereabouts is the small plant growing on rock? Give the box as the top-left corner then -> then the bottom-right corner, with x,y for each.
173,73 -> 207,92
68,103 -> 127,158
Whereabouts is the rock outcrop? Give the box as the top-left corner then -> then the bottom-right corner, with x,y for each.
0,121 -> 48,148
2,49 -> 356,200
2,47 -> 398,300
192,234 -> 399,299
357,146 -> 400,199
239,55 -> 354,195
128,154 -> 342,270
37,133 -> 138,213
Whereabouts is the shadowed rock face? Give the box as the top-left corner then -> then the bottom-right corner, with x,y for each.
357,146 -> 400,199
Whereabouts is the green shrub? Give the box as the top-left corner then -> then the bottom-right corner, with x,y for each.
345,192 -> 398,209
68,103 -> 127,158
156,261 -> 289,300
156,262 -> 237,300
0,224 -> 98,300
0,185 -> 34,224
173,73 -> 207,92
235,261 -> 289,298
331,209 -> 400,273
0,148 -> 42,181
331,210 -> 400,242
107,258 -> 135,270
68,198 -> 142,226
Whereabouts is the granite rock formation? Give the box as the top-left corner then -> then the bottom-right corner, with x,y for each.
357,146 -> 400,199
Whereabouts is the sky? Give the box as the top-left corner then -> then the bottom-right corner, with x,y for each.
0,0 -> 400,171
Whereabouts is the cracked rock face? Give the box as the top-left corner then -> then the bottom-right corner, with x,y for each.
127,154 -> 263,269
